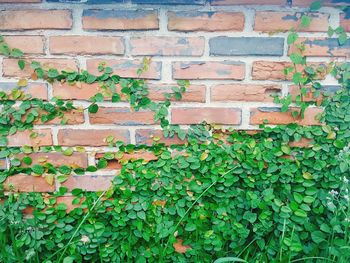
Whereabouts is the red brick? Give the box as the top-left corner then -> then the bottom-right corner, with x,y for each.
89,107 -> 155,125
340,14 -> 350,32
130,37 -> 204,56
53,82 -> 102,100
49,36 -> 125,55
173,61 -> 245,80
87,59 -> 161,79
168,11 -> 244,32
55,196 -> 82,212
0,10 -> 72,30
135,129 -> 185,145
211,0 -> 284,4
289,85 -> 324,103
62,175 -> 113,192
172,107 -> 241,125
0,159 -> 7,169
289,138 -> 314,148
2,36 -> 44,54
0,82 -> 48,100
289,37 -> 350,57
4,175 -> 55,192
211,84 -> 281,102
148,84 -> 206,103
3,58 -> 78,78
7,129 -> 52,147
95,150 -> 157,169
18,152 -> 88,168
34,110 -> 84,125
252,61 -> 327,80
254,12 -> 329,32
250,107 -> 323,125
82,9 -> 158,31
57,129 -> 130,146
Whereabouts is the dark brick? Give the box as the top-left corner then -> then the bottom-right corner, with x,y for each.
210,37 -> 284,56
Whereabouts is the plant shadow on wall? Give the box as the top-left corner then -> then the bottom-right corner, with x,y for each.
0,3 -> 350,263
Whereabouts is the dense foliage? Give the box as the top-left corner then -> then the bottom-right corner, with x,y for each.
0,3 -> 349,262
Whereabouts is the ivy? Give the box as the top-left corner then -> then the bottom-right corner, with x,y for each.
0,2 -> 350,262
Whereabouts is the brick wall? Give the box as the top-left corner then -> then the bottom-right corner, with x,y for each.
1,0 -> 349,192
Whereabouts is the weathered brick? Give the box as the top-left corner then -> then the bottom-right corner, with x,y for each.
254,12 -> 329,32
211,84 -> 281,102
53,82 -> 102,100
130,37 -> 204,56
289,138 -> 314,148
210,37 -> 284,56
4,175 -> 55,192
340,13 -> 350,32
49,36 -> 125,55
289,37 -> 350,57
7,129 -> 52,147
3,58 -> 78,78
62,175 -> 114,191
18,152 -> 88,168
0,10 -> 72,30
135,129 -> 184,145
173,61 -> 245,80
89,107 -> 155,125
57,129 -> 130,146
172,107 -> 241,125
211,0 -> 284,5
37,110 -> 85,125
82,9 -> 159,31
2,36 -> 44,54
87,59 -> 161,79
250,107 -> 323,125
95,150 -> 157,169
168,11 -> 244,32
0,82 -> 48,100
132,0 -> 204,4
148,84 -> 206,102
289,85 -> 340,102
252,61 -> 327,80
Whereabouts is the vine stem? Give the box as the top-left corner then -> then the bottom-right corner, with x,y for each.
47,190 -> 107,263
161,167 -> 236,259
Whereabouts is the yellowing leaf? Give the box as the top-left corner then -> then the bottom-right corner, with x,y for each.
45,174 -> 55,186
303,172 -> 313,180
200,152 -> 208,161
38,157 -> 48,163
17,78 -> 28,87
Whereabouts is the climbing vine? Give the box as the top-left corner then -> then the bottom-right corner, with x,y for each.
0,2 -> 349,262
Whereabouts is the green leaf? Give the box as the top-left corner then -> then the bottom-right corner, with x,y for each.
18,59 -> 25,70
88,104 -> 99,114
311,231 -> 326,244
10,48 -> 23,58
214,258 -> 247,263
301,15 -> 311,27
287,32 -> 298,45
309,1 -> 321,11
32,164 -> 45,175
63,256 -> 74,263
338,32 -> 348,45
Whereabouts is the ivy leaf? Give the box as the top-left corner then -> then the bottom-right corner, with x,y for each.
112,93 -> 120,103
309,1 -> 321,11
18,59 -> 25,70
10,48 -> 23,58
338,32 -> 348,45
88,104 -> 99,114
32,164 -> 45,175
287,32 -> 298,45
301,15 -> 311,27
63,256 -> 74,263
311,231 -> 326,244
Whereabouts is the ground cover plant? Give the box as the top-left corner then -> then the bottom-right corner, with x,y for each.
0,2 -> 349,262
